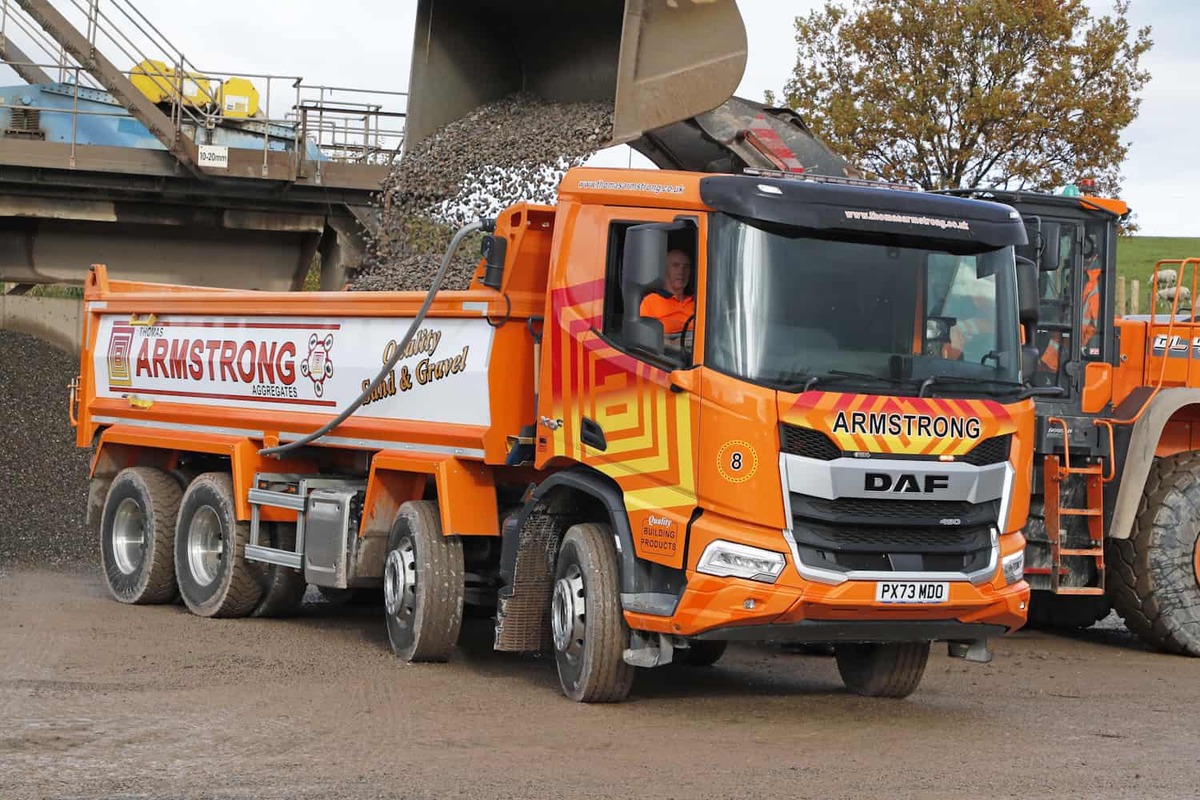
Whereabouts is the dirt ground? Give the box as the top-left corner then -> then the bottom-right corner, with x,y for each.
2,568 -> 1197,800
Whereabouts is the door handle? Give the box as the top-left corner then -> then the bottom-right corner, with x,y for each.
581,417 -> 607,451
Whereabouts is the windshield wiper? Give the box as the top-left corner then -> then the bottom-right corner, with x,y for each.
781,370 -> 912,393
917,374 -> 1024,398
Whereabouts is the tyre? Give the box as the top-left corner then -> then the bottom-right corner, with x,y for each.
250,523 -> 308,618
678,640 -> 727,667
383,500 -> 464,662
834,641 -> 930,698
100,467 -> 182,604
551,523 -> 634,702
1109,453 -> 1200,655
173,472 -> 265,618
1026,591 -> 1110,630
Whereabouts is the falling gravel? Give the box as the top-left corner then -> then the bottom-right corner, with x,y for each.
351,93 -> 613,292
0,330 -> 92,570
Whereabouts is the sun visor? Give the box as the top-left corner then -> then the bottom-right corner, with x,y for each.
700,175 -> 1028,249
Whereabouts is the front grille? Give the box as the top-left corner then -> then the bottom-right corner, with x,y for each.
959,435 -> 1011,466
792,496 -> 998,528
791,515 -> 993,575
793,519 -> 991,555
781,424 -> 841,460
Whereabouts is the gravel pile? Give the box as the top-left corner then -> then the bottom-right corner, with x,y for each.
0,330 -> 92,570
351,93 -> 613,292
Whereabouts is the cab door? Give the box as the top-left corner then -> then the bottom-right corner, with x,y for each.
536,202 -> 702,571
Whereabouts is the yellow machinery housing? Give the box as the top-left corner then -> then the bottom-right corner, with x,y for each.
130,59 -> 259,118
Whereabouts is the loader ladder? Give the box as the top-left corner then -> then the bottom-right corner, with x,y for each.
1040,258 -> 1200,594
1042,417 -> 1115,594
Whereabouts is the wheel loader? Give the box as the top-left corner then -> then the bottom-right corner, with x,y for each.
944,185 -> 1200,655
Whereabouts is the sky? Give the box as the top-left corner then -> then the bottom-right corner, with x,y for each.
0,0 -> 1194,236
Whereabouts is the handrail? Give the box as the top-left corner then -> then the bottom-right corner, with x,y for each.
1095,419 -> 1116,482
1069,257 -> 1200,448
1129,257 -> 1200,424
1,0 -> 406,169
1047,416 -> 1073,470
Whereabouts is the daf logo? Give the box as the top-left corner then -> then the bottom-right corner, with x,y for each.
864,473 -> 951,494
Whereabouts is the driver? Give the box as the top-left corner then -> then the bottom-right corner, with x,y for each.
939,263 -> 994,362
640,249 -> 695,343
1040,234 -> 1102,374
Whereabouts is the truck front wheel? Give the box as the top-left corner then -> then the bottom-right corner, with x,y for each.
551,523 -> 634,702
174,472 -> 264,618
835,641 -> 930,698
100,467 -> 181,604
383,500 -> 464,662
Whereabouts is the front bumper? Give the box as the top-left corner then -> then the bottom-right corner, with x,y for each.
695,619 -> 1009,643
629,571 -> 1030,640
623,511 -> 1030,640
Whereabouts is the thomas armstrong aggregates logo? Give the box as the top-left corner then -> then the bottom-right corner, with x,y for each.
103,319 -> 339,404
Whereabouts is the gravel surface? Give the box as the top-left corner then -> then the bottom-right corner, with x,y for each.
351,93 -> 613,292
0,331 -> 92,571
3,569 -> 1198,800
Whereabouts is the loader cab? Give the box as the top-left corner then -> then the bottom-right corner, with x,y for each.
936,189 -> 1123,412
1025,211 -> 1117,396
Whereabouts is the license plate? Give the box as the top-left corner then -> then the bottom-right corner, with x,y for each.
875,581 -> 949,604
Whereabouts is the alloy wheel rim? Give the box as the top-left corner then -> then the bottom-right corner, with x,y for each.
186,506 -> 224,586
111,497 -> 146,575
384,538 -> 417,625
551,564 -> 586,661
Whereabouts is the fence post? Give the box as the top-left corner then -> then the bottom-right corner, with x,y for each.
1115,276 -> 1126,317
1130,279 -> 1141,316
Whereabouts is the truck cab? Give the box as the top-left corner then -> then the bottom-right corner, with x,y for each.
496,167 -> 1036,698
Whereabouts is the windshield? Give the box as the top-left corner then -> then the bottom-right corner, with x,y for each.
706,214 -> 1021,395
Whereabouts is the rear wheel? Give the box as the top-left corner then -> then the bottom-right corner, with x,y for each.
1110,453 -> 1200,655
383,501 -> 464,662
100,467 -> 181,604
174,472 -> 265,618
551,523 -> 634,702
678,640 -> 727,667
834,642 -> 930,698
250,523 -> 308,618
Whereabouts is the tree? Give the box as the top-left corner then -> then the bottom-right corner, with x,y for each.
778,0 -> 1152,197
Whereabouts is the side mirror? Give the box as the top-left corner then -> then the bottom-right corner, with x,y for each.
1016,256 -> 1039,345
621,223 -> 671,356
1038,222 -> 1061,272
1022,345 -> 1040,383
480,234 -> 508,290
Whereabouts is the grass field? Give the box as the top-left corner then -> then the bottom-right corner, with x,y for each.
1117,236 -> 1200,283
1116,236 -> 1200,314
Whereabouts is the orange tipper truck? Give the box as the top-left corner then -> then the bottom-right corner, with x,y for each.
73,167 -> 1042,701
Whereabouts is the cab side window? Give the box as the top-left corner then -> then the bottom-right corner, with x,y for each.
601,220 -> 698,363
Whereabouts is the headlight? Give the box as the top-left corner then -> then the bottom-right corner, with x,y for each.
1002,550 -> 1025,585
697,541 -> 786,583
